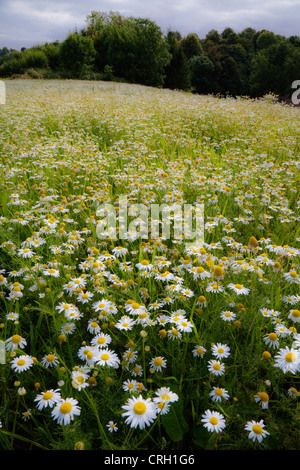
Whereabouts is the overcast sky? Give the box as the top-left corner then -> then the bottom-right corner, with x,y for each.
1,0 -> 300,50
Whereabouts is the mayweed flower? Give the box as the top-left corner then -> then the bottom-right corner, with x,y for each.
10,355 -> 34,373
209,386 -> 230,403
192,345 -> 206,357
211,343 -> 230,360
201,410 -> 226,433
51,398 -> 81,426
245,420 -> 269,443
106,421 -> 118,432
207,360 -> 225,376
121,395 -> 157,429
5,334 -> 27,351
227,283 -> 250,295
274,347 -> 300,374
149,356 -> 167,372
254,392 -> 270,409
96,348 -> 120,368
41,353 -> 59,368
34,389 -> 62,410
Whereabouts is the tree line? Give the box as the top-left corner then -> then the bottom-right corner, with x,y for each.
1,10 -> 300,99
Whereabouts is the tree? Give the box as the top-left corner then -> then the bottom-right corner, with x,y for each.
59,32 -> 96,78
163,31 -> 191,90
179,33 -> 203,60
88,12 -> 171,87
250,38 -> 300,97
189,54 -> 215,94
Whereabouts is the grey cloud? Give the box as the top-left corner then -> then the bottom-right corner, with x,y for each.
0,0 -> 299,50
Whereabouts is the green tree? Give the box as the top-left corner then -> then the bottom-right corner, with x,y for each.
189,54 -> 215,94
250,38 -> 300,97
179,33 -> 203,60
88,12 -> 171,87
59,32 -> 96,78
164,31 -> 191,90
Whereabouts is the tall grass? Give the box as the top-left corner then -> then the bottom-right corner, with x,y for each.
0,79 -> 299,450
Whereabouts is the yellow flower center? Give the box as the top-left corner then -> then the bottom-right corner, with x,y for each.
213,363 -> 220,370
60,402 -> 72,414
17,359 -> 26,366
91,322 -> 98,328
285,352 -> 296,363
11,335 -> 21,344
269,333 -> 277,341
258,392 -> 269,402
291,310 -> 300,318
46,354 -> 55,362
213,266 -> 223,276
209,417 -> 218,425
101,353 -> 109,361
43,392 -> 53,400
132,302 -> 140,309
154,357 -> 163,366
252,424 -> 263,435
218,348 -> 224,354
235,284 -> 243,289
215,388 -> 223,396
290,271 -> 298,278
161,394 -> 171,401
133,402 -> 146,415
97,337 -> 105,344
141,260 -> 149,265
87,352 -> 93,360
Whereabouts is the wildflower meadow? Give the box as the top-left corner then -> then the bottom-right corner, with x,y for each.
0,79 -> 299,451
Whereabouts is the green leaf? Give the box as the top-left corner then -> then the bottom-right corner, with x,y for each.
161,400 -> 188,442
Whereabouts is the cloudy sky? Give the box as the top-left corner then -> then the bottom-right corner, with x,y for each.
1,0 -> 300,50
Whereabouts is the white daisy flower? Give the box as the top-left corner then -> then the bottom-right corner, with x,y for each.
192,345 -> 206,357
288,309 -> 300,323
96,348 -> 120,368
34,389 -> 62,410
51,398 -> 81,426
283,271 -> 300,284
122,379 -> 138,393
87,319 -> 101,335
254,392 -> 269,410
201,410 -> 226,433
149,356 -> 167,372
220,310 -> 236,321
263,332 -> 279,349
121,395 -> 157,429
245,419 -> 269,443
91,332 -> 112,348
106,421 -> 118,432
209,386 -> 230,403
227,283 -> 250,295
274,347 -> 300,374
207,360 -> 225,376
153,387 -> 179,404
41,353 -> 59,368
211,343 -> 230,360
206,282 -> 224,293
10,355 -> 34,373
5,334 -> 27,351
